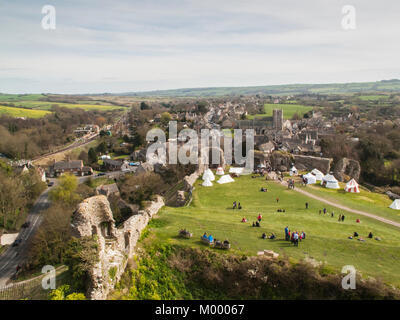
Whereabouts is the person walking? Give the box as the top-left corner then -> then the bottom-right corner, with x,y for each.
305,202 -> 309,209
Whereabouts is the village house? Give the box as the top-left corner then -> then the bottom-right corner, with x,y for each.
103,159 -> 131,172
50,160 -> 93,177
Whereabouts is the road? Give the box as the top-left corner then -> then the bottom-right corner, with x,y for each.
0,186 -> 53,287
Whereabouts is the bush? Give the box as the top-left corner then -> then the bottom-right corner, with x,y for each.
112,244 -> 400,300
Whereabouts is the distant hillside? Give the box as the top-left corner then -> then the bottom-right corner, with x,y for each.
121,79 -> 400,97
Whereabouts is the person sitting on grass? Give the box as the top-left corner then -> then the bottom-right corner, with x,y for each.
252,222 -> 256,227
202,232 -> 207,239
208,234 -> 214,243
368,232 -> 373,239
241,217 -> 247,223
353,232 -> 359,237
238,203 -> 242,209
255,220 -> 260,227
269,233 -> 276,239
262,233 -> 267,239
257,214 -> 262,222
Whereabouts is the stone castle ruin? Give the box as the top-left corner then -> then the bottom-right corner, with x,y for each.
71,194 -> 165,300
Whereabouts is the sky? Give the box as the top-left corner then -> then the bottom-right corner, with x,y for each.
0,0 -> 399,94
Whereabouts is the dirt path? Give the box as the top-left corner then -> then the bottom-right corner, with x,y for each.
277,180 -> 400,229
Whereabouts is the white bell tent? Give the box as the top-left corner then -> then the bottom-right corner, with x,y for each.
311,168 -> 324,181
217,174 -> 234,184
289,166 -> 298,176
229,167 -> 244,175
216,166 -> 225,175
202,168 -> 215,181
303,172 -> 317,184
321,174 -> 340,189
202,178 -> 213,187
389,199 -> 400,210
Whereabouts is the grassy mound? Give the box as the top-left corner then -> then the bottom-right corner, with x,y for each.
148,175 -> 400,286
111,244 -> 400,300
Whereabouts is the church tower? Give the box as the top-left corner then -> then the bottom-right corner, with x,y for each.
273,109 -> 283,130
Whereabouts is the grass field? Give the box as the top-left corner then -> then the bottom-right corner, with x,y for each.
358,95 -> 389,101
303,182 -> 400,224
0,94 -> 45,102
149,174 -> 400,287
7,101 -> 125,111
0,105 -> 51,118
247,103 -> 313,120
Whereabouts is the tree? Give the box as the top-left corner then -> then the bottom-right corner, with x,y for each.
160,112 -> 172,126
65,236 -> 99,292
196,101 -> 208,114
88,147 -> 98,164
119,172 -> 164,207
28,203 -> 73,268
78,151 -> 89,165
140,102 -> 150,110
96,141 -> 107,154
49,174 -> 80,206
49,285 -> 86,300
0,172 -> 26,230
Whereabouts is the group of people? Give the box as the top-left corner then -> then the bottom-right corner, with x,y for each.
318,208 -> 345,221
232,201 -> 242,210
348,231 -> 379,241
262,232 -> 276,239
202,232 -> 214,243
284,226 -> 306,246
338,214 -> 346,222
260,187 -> 268,192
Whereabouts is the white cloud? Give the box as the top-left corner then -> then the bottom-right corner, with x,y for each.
0,0 -> 399,93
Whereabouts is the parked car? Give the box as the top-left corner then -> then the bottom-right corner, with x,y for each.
21,221 -> 31,228
97,172 -> 106,176
12,239 -> 22,247
47,181 -> 54,187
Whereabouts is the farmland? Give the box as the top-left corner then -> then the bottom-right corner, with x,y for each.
247,103 -> 313,120
0,105 -> 51,118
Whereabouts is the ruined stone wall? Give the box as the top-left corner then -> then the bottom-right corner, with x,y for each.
333,158 -> 361,182
292,155 -> 332,173
71,195 -> 165,300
